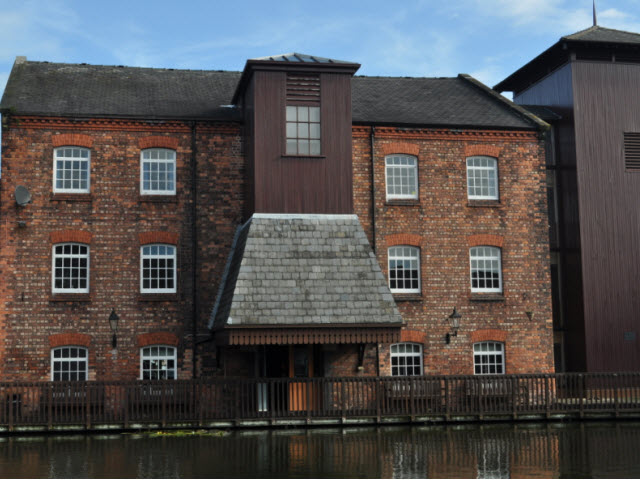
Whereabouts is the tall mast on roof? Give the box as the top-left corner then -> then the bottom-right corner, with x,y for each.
593,0 -> 598,26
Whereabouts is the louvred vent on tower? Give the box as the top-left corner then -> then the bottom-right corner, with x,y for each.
624,132 -> 640,170
286,73 -> 320,103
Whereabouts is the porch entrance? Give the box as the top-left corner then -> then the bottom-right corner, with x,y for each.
259,346 -> 324,412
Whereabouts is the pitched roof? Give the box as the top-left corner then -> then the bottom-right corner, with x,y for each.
563,25 -> 640,45
352,75 -> 538,129
0,58 -> 538,128
250,52 -> 353,64
0,60 -> 242,120
495,25 -> 640,93
208,214 -> 403,330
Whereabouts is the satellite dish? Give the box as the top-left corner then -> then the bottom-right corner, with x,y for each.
15,186 -> 32,206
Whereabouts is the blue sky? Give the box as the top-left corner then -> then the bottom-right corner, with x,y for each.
0,0 -> 639,95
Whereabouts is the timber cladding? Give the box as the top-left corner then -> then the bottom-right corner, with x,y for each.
0,117 -> 244,381
353,126 -> 555,375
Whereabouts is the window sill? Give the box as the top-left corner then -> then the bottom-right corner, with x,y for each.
281,155 -> 326,160
138,293 -> 179,302
467,200 -> 501,208
138,195 -> 178,203
50,293 -> 91,302
50,193 -> 92,203
385,200 -> 420,207
469,294 -> 505,302
392,294 -> 423,302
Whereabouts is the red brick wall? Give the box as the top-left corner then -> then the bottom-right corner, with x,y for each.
0,116 -> 243,381
353,126 -> 554,375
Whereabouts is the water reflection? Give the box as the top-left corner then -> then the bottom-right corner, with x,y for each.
0,422 -> 640,478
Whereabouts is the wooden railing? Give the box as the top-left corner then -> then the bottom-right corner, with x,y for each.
1,373 -> 640,430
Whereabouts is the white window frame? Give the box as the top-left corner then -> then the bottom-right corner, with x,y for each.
473,341 -> 505,375
385,154 -> 418,200
140,244 -> 177,293
52,243 -> 90,294
140,148 -> 176,195
51,346 -> 89,381
390,343 -> 423,376
285,105 -> 321,155
140,345 -> 177,380
466,156 -> 499,200
388,245 -> 421,294
470,246 -> 502,293
53,146 -> 91,193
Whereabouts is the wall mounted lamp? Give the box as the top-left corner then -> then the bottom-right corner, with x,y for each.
445,307 -> 462,344
109,309 -> 119,349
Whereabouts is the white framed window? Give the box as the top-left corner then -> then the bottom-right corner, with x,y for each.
470,246 -> 502,293
286,105 -> 321,155
141,148 -> 176,195
140,244 -> 177,293
51,346 -> 88,381
466,156 -> 498,200
52,243 -> 90,293
140,345 -> 177,380
473,342 -> 505,375
388,246 -> 420,293
385,155 -> 418,200
53,147 -> 90,193
390,343 -> 423,376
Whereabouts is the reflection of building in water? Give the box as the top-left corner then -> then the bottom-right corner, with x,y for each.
476,437 -> 510,478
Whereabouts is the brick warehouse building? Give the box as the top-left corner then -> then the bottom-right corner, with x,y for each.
0,53 -> 553,384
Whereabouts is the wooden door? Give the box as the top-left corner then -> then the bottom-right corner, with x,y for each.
288,345 -> 318,412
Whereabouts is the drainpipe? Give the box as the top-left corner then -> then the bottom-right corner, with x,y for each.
370,126 -> 376,252
190,121 -> 198,379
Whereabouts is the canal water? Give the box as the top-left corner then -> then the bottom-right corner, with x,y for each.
1,422 -> 640,478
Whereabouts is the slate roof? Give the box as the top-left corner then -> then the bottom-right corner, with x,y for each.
250,53 -> 353,64
563,26 -> 640,45
208,214 -> 403,330
0,58 -> 539,129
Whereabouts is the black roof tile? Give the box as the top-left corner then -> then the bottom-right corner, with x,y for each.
1,59 -> 537,129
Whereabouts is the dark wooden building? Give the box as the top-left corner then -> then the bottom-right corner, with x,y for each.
496,26 -> 640,372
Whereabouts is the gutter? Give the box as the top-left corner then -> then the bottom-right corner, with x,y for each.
370,126 -> 376,252
190,121 -> 198,378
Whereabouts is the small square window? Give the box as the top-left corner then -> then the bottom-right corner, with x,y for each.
467,156 -> 498,200
286,106 -> 321,156
54,147 -> 90,193
141,148 -> 176,195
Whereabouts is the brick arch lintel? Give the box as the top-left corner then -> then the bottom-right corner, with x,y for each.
137,332 -> 180,348
464,144 -> 501,158
49,333 -> 92,348
399,329 -> 428,344
470,329 -> 507,344
467,234 -> 504,248
52,134 -> 93,148
50,230 -> 93,244
386,233 -> 422,248
380,142 -> 420,157
138,231 -> 179,246
139,136 -> 179,150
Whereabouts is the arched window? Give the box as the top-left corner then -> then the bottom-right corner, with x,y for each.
390,343 -> 423,376
140,345 -> 177,380
52,243 -> 90,293
53,147 -> 90,193
140,148 -> 176,195
140,244 -> 177,293
51,346 -> 88,381
470,246 -> 502,293
385,155 -> 418,200
466,156 -> 498,200
388,246 -> 420,293
473,342 -> 505,375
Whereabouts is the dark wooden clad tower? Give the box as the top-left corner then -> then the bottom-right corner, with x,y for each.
496,26 -> 640,372
232,53 -> 360,217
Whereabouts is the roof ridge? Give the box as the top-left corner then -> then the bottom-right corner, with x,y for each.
19,59 -> 242,75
